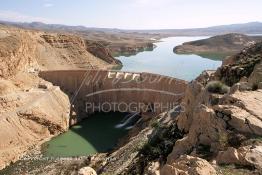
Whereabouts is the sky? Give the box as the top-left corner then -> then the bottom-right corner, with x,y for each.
0,0 -> 261,29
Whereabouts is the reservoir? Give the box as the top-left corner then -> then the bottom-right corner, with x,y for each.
117,37 -> 222,81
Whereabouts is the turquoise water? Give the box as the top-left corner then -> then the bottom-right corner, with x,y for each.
117,37 -> 222,81
43,112 -> 128,157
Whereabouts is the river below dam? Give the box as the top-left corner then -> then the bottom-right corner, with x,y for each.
43,37 -> 223,157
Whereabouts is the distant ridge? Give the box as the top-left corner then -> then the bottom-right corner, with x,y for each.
141,22 -> 262,36
173,33 -> 262,60
0,20 -> 123,32
0,20 -> 262,36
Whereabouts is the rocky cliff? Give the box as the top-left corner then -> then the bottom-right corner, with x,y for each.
0,80 -> 70,170
40,33 -> 121,69
0,25 -> 122,170
85,40 -> 122,64
0,25 -> 121,74
162,42 -> 262,175
110,42 -> 155,57
0,30 -> 38,78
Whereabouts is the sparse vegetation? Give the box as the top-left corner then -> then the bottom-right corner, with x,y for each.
126,124 -> 184,174
150,119 -> 161,129
218,164 -> 259,175
196,144 -> 212,160
140,124 -> 183,161
219,132 -> 229,149
206,81 -> 230,94
133,140 -> 148,152
252,83 -> 258,91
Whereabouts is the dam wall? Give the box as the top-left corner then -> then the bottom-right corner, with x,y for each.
39,69 -> 187,117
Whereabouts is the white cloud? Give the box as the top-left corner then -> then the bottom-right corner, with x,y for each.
44,3 -> 54,8
0,10 -> 54,23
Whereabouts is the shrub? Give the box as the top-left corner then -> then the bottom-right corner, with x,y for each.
219,132 -> 229,149
140,124 -> 184,161
206,81 -> 230,94
252,83 -> 258,91
150,120 -> 161,128
133,140 -> 147,152
196,144 -> 212,159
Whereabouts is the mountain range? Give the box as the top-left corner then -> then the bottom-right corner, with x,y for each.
1,21 -> 262,36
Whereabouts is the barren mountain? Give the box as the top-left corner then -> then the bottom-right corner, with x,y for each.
2,21 -> 262,36
0,21 -> 160,57
174,33 -> 262,60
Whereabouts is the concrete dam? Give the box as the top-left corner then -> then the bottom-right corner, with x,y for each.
39,70 -> 187,122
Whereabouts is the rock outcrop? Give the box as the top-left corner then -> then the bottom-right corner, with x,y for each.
85,40 -> 122,65
161,155 -> 217,175
216,145 -> 262,170
40,33 -> 121,69
111,42 -> 155,57
0,31 -> 38,78
0,79 -> 70,169
0,25 -> 122,75
165,42 -> 262,174
78,167 -> 97,175
216,41 -> 262,86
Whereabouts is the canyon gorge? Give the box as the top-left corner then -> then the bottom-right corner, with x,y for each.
0,22 -> 262,175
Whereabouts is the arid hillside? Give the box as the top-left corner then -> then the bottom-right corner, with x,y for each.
0,24 -> 122,170
79,31 -> 158,57
1,25 -> 122,75
174,33 -> 262,60
0,21 -> 161,57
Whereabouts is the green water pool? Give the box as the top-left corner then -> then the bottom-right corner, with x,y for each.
42,112 -> 128,157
